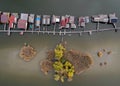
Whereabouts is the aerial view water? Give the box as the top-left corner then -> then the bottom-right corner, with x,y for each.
0,0 -> 120,86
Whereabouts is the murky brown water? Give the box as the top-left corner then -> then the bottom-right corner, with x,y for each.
0,0 -> 120,86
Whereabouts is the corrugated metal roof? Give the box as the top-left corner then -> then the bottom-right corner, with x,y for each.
17,19 -> 27,29
42,15 -> 50,25
1,14 -> 9,23
35,15 -> 41,27
20,13 -> 28,20
28,14 -> 34,23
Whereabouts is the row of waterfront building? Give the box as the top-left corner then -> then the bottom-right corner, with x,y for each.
0,11 -> 119,35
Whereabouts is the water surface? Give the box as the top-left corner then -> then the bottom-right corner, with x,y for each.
0,0 -> 120,86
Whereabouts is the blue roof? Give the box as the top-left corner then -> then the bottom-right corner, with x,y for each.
36,17 -> 41,21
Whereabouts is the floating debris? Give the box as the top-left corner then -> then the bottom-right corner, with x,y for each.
99,62 -> 103,66
97,51 -> 103,57
107,51 -> 112,55
103,49 -> 106,52
19,43 -> 36,62
40,60 -> 53,75
104,62 -> 107,65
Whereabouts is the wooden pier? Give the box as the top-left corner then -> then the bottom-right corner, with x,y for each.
0,27 -> 119,36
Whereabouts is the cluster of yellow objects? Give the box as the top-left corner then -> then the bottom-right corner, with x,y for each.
54,44 -> 65,60
53,44 -> 75,82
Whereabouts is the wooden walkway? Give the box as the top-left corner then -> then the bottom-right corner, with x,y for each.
0,27 -> 119,36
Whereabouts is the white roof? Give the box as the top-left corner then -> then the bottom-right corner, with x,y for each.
3,12 -> 10,16
20,13 -> 28,20
12,13 -> 19,18
28,14 -> 34,23
55,18 -> 60,22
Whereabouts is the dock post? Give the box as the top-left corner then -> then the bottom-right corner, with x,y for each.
32,24 -> 34,34
48,31 -> 49,35
79,32 -> 82,36
4,24 -> 6,31
61,34 -> 64,42
53,31 -> 55,35
45,26 -> 47,32
97,21 -> 100,31
113,23 -> 116,28
38,26 -> 41,35
13,24 -> 16,28
89,31 -> 92,35
37,29 -> 40,35
59,30 -> 62,36
113,23 -> 117,32
64,29 -> 66,35
53,24 -> 56,35
43,27 -> 45,34
7,27 -> 10,36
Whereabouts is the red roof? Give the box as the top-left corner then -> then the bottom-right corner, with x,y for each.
9,15 -> 15,28
60,20 -> 66,27
17,19 -> 27,29
65,17 -> 69,24
9,15 -> 15,23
